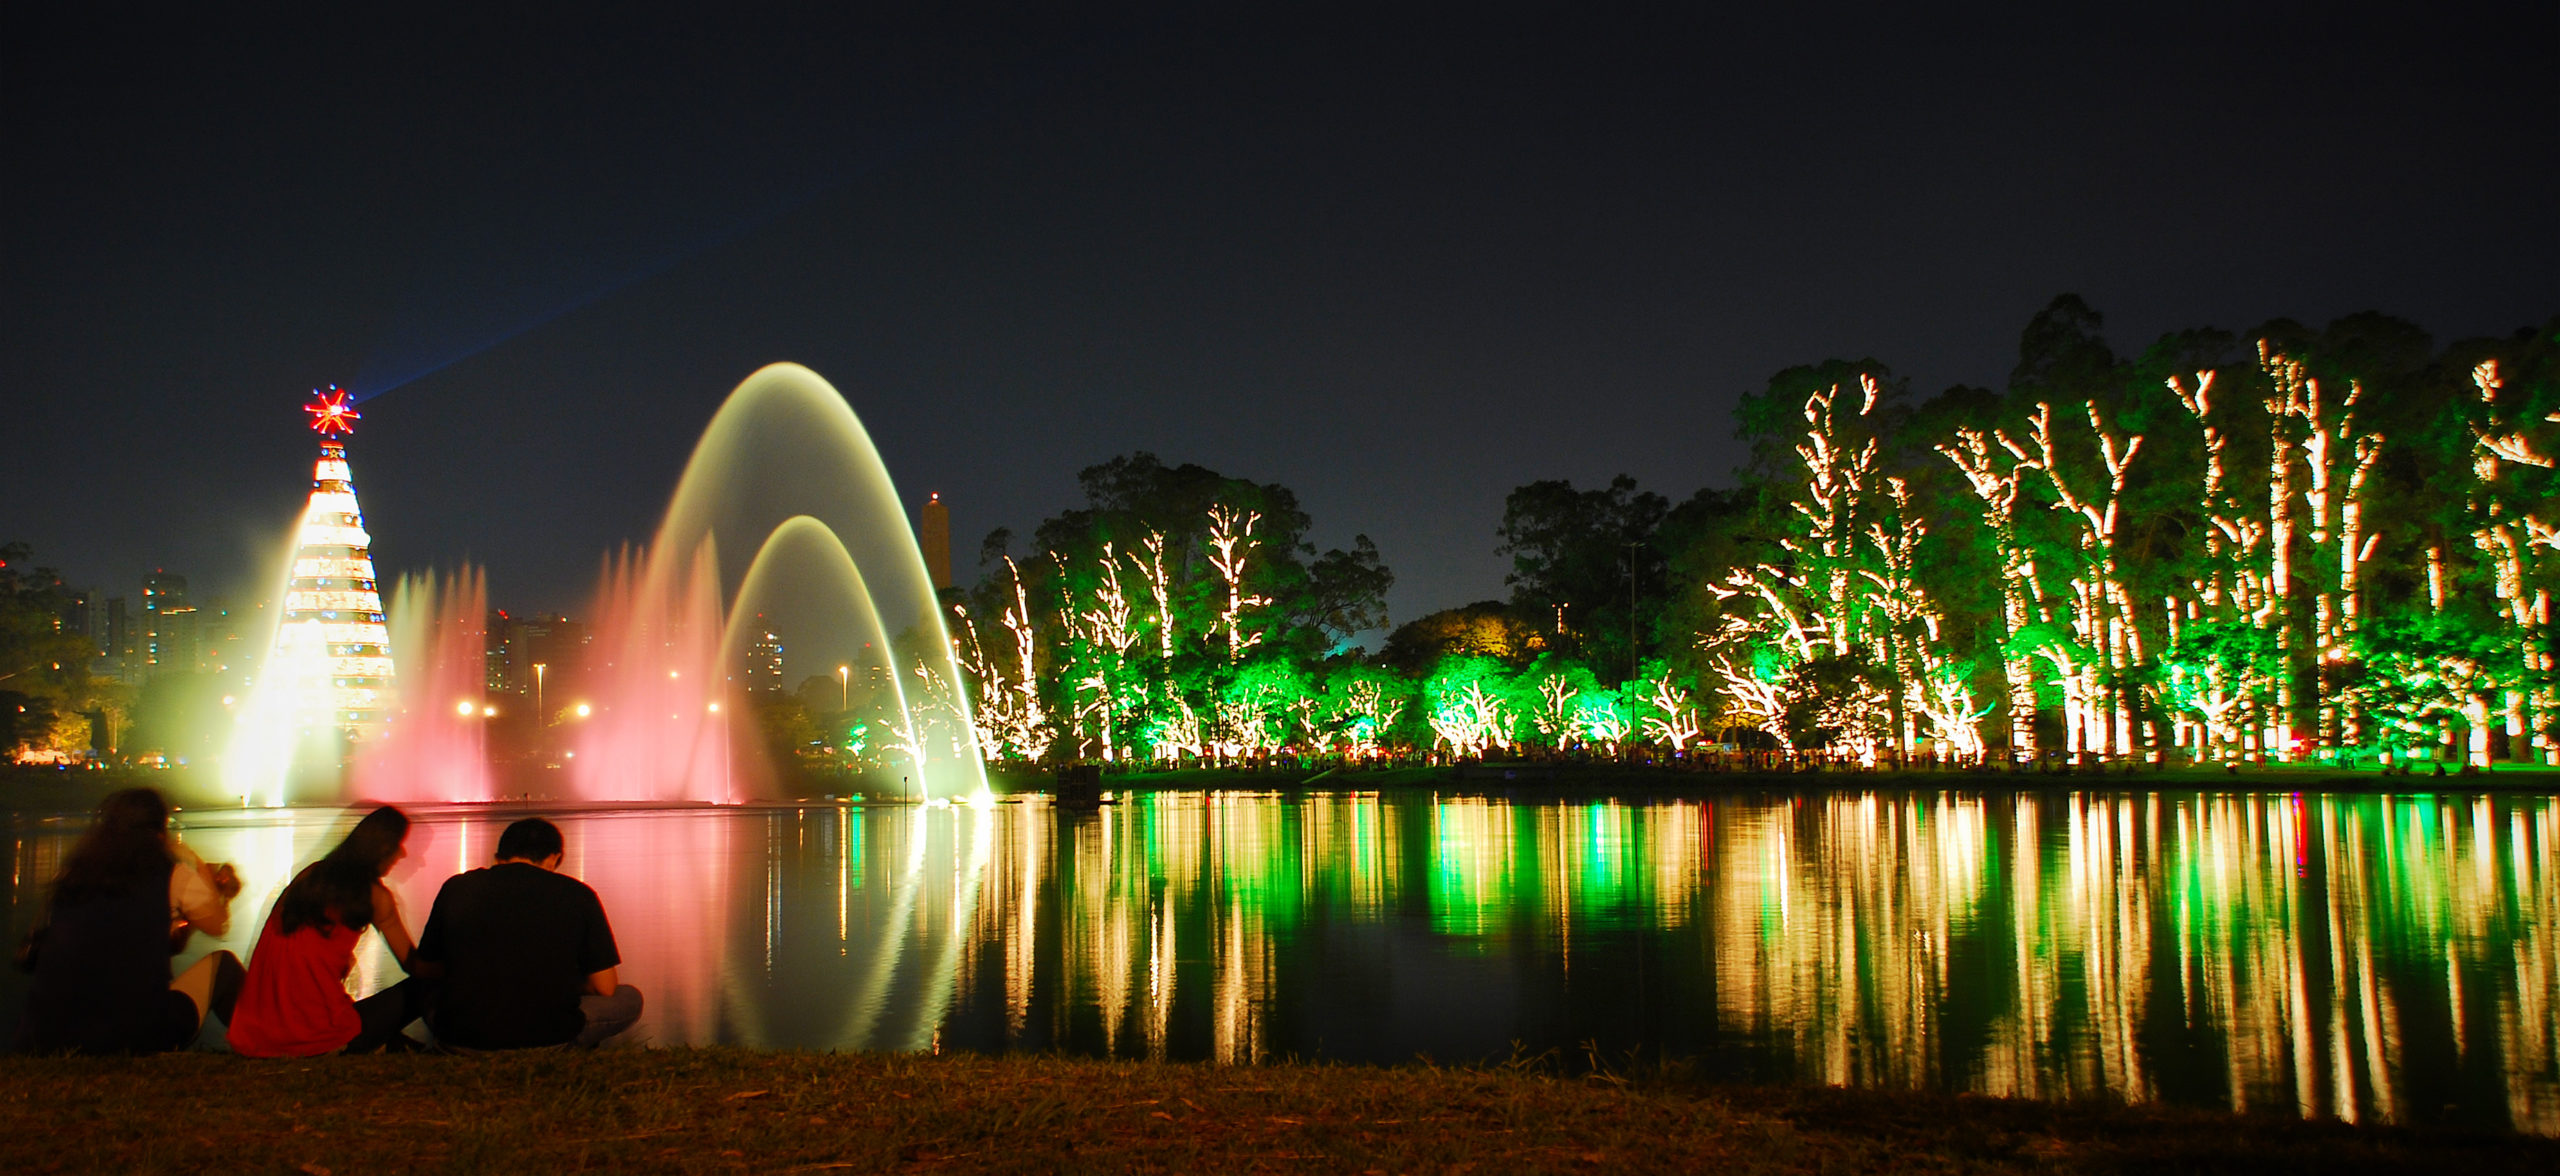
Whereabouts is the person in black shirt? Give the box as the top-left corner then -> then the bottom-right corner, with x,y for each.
412,818 -> 641,1049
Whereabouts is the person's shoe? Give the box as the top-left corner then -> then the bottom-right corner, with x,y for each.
209,952 -> 247,1024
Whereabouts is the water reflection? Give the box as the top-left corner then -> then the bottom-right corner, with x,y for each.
2,790 -> 2550,1132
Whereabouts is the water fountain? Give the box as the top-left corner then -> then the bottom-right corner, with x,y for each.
565,362 -> 985,802
351,567 -> 495,803
226,364 -> 980,805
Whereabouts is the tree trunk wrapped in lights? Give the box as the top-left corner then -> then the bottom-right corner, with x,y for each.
1206,506 -> 1272,664
1131,531 -> 1178,664
1994,399 -> 2145,759
1321,670 -> 1407,759
1709,376 -> 1942,764
2261,353 -> 2302,759
2265,349 -> 2387,752
1938,426 -> 2043,756
2166,369 -> 2272,762
1424,656 -> 1513,759
2463,359 -> 2558,764
1706,652 -> 1791,751
1572,689 -> 1633,754
952,556 -> 1052,760
1637,664 -> 1705,752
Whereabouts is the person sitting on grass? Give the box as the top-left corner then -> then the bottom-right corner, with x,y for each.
412,817 -> 641,1049
227,805 -> 427,1057
15,788 -> 246,1054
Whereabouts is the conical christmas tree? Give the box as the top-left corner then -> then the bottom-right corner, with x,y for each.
273,387 -> 396,740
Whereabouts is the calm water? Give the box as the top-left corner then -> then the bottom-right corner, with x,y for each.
5,789 -> 2554,1132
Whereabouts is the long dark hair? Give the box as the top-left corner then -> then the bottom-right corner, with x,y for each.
275,805 -> 409,934
53,788 -> 174,905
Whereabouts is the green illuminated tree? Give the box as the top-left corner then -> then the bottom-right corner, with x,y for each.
1706,366 -> 1958,761
2343,612 -> 2513,761
1422,654 -> 1516,758
2451,339 -> 2559,763
1317,663 -> 1412,758
969,453 -> 1391,765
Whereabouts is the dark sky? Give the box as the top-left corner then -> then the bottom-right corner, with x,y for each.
6,4 -> 2553,635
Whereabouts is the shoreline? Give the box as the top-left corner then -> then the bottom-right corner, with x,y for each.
0,1048 -> 2548,1173
4,761 -> 2555,816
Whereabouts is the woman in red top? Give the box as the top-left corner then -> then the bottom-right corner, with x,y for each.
228,806 -> 424,1057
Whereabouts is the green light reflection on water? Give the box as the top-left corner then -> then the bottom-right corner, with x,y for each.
4,787 -> 2549,1133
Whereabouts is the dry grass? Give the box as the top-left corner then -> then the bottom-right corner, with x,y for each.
2,1049 -> 2551,1174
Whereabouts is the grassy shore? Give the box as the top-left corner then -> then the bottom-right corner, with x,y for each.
3,1049 -> 2551,1174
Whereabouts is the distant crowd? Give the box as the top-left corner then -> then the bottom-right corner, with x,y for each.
13,788 -> 642,1056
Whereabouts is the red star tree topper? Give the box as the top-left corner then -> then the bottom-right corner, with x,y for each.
305,386 -> 360,437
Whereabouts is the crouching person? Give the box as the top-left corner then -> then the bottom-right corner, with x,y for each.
17,788 -> 245,1054
413,818 -> 641,1049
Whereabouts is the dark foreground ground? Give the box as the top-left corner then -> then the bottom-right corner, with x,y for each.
2,1050 -> 2551,1175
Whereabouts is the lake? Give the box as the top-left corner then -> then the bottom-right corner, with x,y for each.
5,787 -> 2553,1133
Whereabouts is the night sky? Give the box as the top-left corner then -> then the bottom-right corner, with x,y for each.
5,5 -> 2552,638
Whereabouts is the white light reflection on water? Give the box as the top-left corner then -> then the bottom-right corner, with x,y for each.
1,789 -> 2551,1133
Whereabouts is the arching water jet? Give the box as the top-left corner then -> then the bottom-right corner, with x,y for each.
724,516 -> 929,795
572,541 -> 745,803
573,363 -> 986,801
353,567 -> 495,803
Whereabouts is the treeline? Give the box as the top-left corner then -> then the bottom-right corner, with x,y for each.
925,297 -> 2554,769
0,543 -> 108,759
1670,299 -> 2557,767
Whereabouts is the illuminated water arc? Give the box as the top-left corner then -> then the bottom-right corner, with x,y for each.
221,503 -> 323,808
572,542 -> 735,803
722,515 -> 927,787
906,803 -> 999,1051
653,363 -> 986,799
356,567 -> 494,803
840,803 -> 943,1048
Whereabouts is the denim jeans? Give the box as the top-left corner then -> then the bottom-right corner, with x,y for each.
575,984 -> 644,1047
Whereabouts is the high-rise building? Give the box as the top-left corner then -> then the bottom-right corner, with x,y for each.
485,608 -> 518,694
58,588 -> 96,652
920,492 -> 953,591
483,610 -> 590,700
742,624 -> 784,693
103,595 -> 133,682
270,387 -> 395,738
142,571 -> 198,677
60,587 -> 121,679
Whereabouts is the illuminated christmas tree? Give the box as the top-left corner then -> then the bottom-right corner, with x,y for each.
273,387 -> 396,740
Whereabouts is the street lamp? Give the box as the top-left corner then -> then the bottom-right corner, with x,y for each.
837,664 -> 850,710
533,662 -> 547,724
1623,540 -> 1643,683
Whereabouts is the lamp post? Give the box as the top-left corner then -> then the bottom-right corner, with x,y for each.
1624,540 -> 1643,683
838,664 -> 849,711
